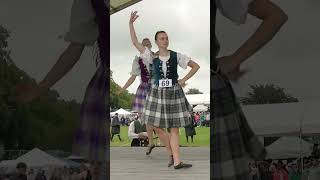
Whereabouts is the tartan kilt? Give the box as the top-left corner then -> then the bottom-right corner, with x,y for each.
132,82 -> 151,113
142,84 -> 192,128
111,125 -> 120,134
73,65 -> 107,161
185,126 -> 196,136
212,72 -> 266,180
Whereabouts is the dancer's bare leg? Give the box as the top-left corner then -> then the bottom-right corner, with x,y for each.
169,128 -> 181,166
146,124 -> 156,155
146,125 -> 154,146
153,127 -> 172,156
139,112 -> 156,155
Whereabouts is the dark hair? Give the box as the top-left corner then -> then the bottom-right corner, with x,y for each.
142,38 -> 150,42
154,31 -> 166,40
16,162 -> 27,169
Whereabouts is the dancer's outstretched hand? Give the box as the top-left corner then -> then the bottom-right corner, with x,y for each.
216,55 -> 250,81
15,83 -> 43,104
129,11 -> 139,24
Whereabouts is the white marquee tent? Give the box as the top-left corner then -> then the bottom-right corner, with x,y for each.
241,101 -> 320,136
193,104 -> 208,112
110,108 -> 132,116
186,94 -> 210,106
266,136 -> 313,159
0,148 -> 67,169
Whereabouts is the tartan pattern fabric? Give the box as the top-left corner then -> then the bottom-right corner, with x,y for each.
73,65 -> 108,161
111,125 -> 120,134
212,72 -> 266,180
142,84 -> 192,128
132,82 -> 151,113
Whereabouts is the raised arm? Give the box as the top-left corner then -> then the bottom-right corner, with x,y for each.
129,11 -> 146,53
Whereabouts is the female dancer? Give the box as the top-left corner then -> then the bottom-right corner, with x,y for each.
118,38 -> 156,155
129,11 -> 200,169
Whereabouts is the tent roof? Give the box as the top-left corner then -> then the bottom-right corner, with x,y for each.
186,94 -> 210,106
266,136 -> 313,159
193,104 -> 208,112
111,108 -> 132,115
14,148 -> 67,167
110,0 -> 142,15
242,101 -> 320,136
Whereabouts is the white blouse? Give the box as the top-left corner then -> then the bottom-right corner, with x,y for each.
130,56 -> 142,76
140,48 -> 191,77
216,0 -> 254,24
130,53 -> 154,76
64,0 -> 99,45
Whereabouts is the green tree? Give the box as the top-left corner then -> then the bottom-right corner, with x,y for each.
241,84 -> 298,105
0,25 -> 80,152
109,71 -> 134,110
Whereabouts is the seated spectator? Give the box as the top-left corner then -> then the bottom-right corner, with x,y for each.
128,117 -> 148,147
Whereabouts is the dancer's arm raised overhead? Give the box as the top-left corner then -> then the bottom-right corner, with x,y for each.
129,11 -> 146,54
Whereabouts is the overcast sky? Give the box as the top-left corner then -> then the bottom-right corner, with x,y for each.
0,0 -> 209,102
216,0 -> 320,102
110,0 -> 210,95
1,0 -> 319,103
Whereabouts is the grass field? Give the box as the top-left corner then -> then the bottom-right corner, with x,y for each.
110,126 -> 209,147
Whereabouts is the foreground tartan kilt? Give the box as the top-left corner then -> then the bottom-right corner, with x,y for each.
142,84 -> 192,128
73,65 -> 107,161
212,72 -> 266,180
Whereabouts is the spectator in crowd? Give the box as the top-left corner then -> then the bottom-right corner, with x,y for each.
27,169 -> 35,180
49,168 -> 62,180
205,113 -> 210,127
35,170 -> 47,180
184,115 -> 196,143
111,113 -> 122,142
288,164 -> 301,180
128,117 -> 149,147
10,162 -> 27,180
194,113 -> 200,127
200,112 -> 206,127
312,144 -> 320,159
